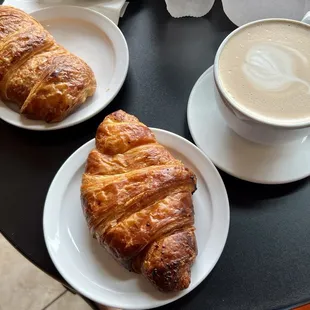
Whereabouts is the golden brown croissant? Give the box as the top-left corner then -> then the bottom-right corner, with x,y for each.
0,6 -> 96,122
81,110 -> 198,292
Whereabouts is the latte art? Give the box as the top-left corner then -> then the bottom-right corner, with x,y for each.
219,20 -> 310,124
243,44 -> 310,93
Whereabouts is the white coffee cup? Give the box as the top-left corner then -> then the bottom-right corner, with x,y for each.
213,13 -> 310,145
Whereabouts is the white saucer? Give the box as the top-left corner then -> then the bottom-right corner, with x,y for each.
0,6 -> 129,130
43,128 -> 229,309
187,66 -> 310,184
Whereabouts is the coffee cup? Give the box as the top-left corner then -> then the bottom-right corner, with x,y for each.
213,13 -> 310,145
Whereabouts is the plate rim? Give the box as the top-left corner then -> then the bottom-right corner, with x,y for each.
0,5 -> 129,131
187,65 -> 310,185
43,127 -> 230,309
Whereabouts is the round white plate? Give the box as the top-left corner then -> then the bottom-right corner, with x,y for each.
0,6 -> 129,130
187,66 -> 310,184
43,128 -> 230,309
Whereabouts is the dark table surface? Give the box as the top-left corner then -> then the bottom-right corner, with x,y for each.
1,1 -> 310,310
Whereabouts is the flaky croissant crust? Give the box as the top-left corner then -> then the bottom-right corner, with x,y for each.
81,110 -> 198,292
0,6 -> 96,122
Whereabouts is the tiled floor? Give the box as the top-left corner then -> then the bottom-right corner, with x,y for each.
0,233 -> 92,310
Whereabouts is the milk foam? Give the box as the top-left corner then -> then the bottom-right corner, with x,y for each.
218,20 -> 310,123
242,43 -> 310,92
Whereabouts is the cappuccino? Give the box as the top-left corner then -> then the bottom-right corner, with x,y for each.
218,20 -> 310,124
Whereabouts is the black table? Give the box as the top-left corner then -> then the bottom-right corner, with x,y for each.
1,1 -> 310,309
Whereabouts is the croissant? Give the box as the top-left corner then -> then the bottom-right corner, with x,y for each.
81,110 -> 198,292
0,6 -> 96,122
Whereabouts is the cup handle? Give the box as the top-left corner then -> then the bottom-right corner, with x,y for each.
302,11 -> 310,24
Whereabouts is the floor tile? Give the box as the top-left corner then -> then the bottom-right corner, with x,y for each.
0,233 -> 66,310
46,291 -> 92,310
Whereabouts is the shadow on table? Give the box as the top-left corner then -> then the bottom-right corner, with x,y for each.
221,170 -> 309,206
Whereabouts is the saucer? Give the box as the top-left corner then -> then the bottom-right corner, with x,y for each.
187,66 -> 310,184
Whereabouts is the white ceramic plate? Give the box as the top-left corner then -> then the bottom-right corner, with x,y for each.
43,128 -> 230,309
187,66 -> 310,184
0,6 -> 129,130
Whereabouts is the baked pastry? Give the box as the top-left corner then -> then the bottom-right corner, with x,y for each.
81,110 -> 198,292
0,6 -> 96,122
